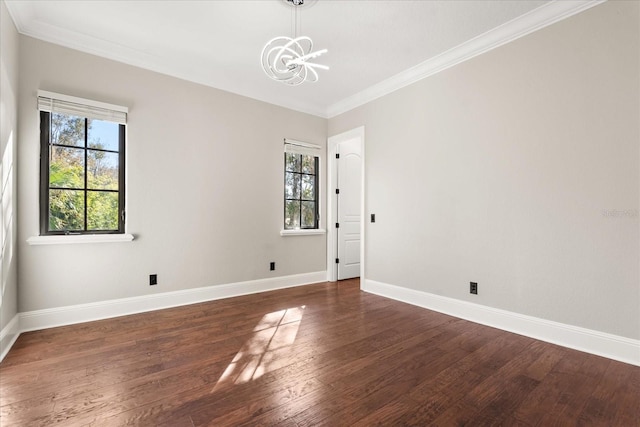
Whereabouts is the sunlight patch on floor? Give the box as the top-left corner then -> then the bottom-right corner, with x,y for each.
213,305 -> 305,392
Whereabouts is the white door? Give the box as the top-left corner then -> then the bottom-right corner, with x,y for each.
337,138 -> 361,280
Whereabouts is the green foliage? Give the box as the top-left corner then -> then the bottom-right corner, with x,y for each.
49,156 -> 83,188
284,153 -> 317,229
47,114 -> 120,232
51,113 -> 84,146
49,190 -> 84,231
87,191 -> 118,230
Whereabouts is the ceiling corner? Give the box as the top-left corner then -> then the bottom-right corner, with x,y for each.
4,1 -> 34,33
326,0 -> 606,119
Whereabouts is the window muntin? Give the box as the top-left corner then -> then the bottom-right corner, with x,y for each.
40,111 -> 125,235
284,152 -> 319,230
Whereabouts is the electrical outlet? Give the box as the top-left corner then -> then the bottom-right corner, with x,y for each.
270,262 -> 275,271
150,274 -> 158,286
470,282 -> 478,295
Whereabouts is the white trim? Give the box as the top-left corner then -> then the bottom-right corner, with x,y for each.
326,0 -> 606,118
6,0 -> 603,120
27,233 -> 135,245
284,138 -> 322,150
327,126 -> 365,282
362,279 -> 640,367
37,90 -> 128,114
280,229 -> 326,236
5,1 -> 328,119
284,143 -> 321,157
19,271 -> 326,333
0,315 -> 20,362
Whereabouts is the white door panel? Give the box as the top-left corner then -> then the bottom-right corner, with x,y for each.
337,138 -> 361,280
343,240 -> 360,265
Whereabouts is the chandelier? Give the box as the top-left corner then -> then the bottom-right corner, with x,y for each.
261,0 -> 328,86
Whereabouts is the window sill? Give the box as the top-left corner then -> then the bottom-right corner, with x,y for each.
280,229 -> 326,237
27,233 -> 135,246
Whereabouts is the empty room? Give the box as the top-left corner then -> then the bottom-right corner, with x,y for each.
0,0 -> 638,425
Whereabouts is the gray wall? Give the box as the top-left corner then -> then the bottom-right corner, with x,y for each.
0,0 -> 19,344
18,36 -> 327,312
10,1 -> 640,343
329,1 -> 639,340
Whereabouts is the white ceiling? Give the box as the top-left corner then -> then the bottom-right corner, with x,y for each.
6,0 -> 599,117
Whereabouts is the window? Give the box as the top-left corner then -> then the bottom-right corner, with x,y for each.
38,91 -> 127,235
284,140 -> 320,230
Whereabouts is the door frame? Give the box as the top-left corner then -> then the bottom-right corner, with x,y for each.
326,126 -> 365,283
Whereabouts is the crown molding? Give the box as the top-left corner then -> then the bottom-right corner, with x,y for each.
325,0 -> 606,118
4,1 -> 328,118
5,0 -> 606,120
3,0 -> 33,33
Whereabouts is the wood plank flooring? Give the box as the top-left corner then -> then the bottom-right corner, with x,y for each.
1,279 -> 638,426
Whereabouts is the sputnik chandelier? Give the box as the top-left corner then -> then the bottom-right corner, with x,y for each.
261,0 -> 328,85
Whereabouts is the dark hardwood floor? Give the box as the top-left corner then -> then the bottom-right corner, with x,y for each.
1,279 -> 638,426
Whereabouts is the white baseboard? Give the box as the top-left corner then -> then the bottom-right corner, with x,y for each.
17,271 -> 326,334
6,273 -> 637,367
362,279 -> 640,367
0,314 -> 20,362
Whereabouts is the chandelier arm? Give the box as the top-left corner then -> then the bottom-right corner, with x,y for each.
268,47 -> 300,72
286,48 -> 327,66
290,62 -> 329,71
305,65 -> 319,83
260,3 -> 327,85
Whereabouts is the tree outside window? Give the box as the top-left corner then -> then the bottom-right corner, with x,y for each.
40,111 -> 125,234
284,152 -> 318,229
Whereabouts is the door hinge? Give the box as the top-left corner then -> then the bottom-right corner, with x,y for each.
335,188 -> 340,194
336,153 -> 340,159
335,258 -> 340,264
336,222 -> 340,228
